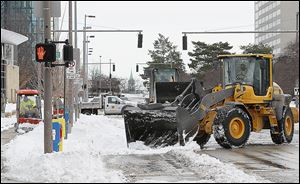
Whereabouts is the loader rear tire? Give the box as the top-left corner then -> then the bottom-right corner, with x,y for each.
271,107 -> 294,144
213,106 -> 251,149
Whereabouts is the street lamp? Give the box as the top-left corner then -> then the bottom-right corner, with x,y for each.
85,35 -> 95,98
83,15 -> 95,102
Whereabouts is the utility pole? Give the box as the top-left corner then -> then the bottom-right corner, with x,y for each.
99,56 -> 102,94
83,16 -> 87,102
67,1 -> 74,132
74,1 -> 79,121
43,1 -> 53,154
109,59 -> 112,93
296,12 -> 299,43
82,15 -> 95,102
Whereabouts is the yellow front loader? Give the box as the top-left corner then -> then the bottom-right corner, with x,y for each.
177,54 -> 299,148
124,54 -> 299,149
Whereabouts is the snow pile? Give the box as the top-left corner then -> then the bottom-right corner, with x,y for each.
1,117 -> 16,132
5,103 -> 16,113
3,117 -> 125,183
3,114 -> 270,183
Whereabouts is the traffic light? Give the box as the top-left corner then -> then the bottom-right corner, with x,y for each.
183,35 -> 187,50
138,33 -> 143,48
63,44 -> 73,61
112,64 -> 115,72
35,43 -> 56,62
136,64 -> 139,72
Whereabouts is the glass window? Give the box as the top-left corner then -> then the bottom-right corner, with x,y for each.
223,57 -> 270,96
277,9 -> 281,16
108,97 -> 117,104
19,95 -> 39,118
154,68 -> 176,82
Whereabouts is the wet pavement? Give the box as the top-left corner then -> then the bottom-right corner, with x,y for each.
105,153 -> 207,183
199,143 -> 299,183
105,127 -> 299,183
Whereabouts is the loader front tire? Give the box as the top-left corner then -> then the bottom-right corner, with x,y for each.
213,106 -> 251,149
271,107 -> 294,144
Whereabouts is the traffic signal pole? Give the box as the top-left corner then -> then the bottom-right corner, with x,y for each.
67,1 -> 74,132
43,1 -> 53,154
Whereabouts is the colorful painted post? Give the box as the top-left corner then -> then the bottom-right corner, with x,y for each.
55,118 -> 66,151
52,121 -> 61,152
64,110 -> 69,139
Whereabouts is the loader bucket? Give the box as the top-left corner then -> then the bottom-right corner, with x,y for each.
124,106 -> 179,147
155,82 -> 191,103
123,79 -> 204,148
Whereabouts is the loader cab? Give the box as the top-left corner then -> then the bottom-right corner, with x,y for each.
220,54 -> 273,102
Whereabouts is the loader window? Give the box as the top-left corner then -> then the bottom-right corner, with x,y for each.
223,57 -> 270,96
224,57 -> 256,86
154,69 -> 176,82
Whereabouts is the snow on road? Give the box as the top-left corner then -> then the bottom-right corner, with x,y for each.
2,114 -> 269,183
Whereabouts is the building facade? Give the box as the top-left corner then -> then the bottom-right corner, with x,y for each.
1,1 -> 44,90
254,1 -> 299,56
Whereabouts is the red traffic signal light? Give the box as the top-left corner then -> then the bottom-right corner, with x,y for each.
35,43 -> 56,62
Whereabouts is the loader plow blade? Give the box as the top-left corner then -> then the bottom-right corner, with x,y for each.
124,106 -> 179,147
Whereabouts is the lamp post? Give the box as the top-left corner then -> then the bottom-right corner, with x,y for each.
86,35 -> 94,98
109,59 -> 112,93
99,56 -> 102,94
83,15 -> 95,102
296,12 -> 299,43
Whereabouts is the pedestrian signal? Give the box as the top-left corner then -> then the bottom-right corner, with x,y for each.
35,43 -> 56,62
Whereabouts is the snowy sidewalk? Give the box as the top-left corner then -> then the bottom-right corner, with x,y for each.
2,114 -> 270,183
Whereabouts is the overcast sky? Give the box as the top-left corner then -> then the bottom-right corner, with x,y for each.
59,1 -> 254,80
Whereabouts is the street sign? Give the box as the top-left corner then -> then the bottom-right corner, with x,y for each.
66,73 -> 76,79
74,78 -> 83,85
294,87 -> 299,96
66,61 -> 76,79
